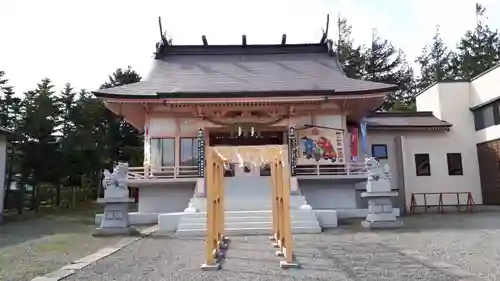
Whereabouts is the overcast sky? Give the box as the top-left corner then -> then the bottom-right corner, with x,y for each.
1,0 -> 499,94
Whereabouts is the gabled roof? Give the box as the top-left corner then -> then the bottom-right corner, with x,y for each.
367,111 -> 452,130
0,126 -> 17,140
93,43 -> 398,99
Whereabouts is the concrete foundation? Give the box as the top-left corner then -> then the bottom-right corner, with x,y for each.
361,191 -> 403,229
200,263 -> 220,271
94,198 -> 138,236
279,260 -> 300,269
361,220 -> 404,229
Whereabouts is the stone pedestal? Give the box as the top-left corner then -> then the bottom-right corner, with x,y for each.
94,197 -> 139,236
94,162 -> 139,237
361,158 -> 403,229
361,192 -> 403,229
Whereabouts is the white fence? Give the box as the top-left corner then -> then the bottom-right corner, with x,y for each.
128,162 -> 367,181
295,162 -> 367,176
127,166 -> 199,180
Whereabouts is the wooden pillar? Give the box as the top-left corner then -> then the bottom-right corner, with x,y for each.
270,149 -> 299,269
203,149 -> 216,268
201,147 -> 226,271
281,161 -> 294,264
271,161 -> 279,243
218,162 -> 225,242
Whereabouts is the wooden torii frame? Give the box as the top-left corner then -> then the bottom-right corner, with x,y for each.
200,145 -> 298,270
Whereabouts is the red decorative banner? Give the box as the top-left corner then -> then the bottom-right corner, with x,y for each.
351,127 -> 358,158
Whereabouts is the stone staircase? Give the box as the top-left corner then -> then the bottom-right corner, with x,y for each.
175,176 -> 321,237
176,209 -> 321,237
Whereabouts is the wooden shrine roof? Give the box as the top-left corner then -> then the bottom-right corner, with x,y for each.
93,43 -> 397,99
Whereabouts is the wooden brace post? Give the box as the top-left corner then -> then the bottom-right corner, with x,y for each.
270,152 -> 298,268
201,148 -> 226,271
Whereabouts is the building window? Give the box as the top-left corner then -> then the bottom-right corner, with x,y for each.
371,144 -> 388,159
474,105 -> 496,131
415,153 -> 431,176
150,138 -> 175,166
447,153 -> 463,175
180,137 -> 198,166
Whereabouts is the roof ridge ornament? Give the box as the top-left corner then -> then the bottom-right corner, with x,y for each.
155,16 -> 172,57
320,14 -> 330,44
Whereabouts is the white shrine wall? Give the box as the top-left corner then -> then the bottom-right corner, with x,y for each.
145,116 -> 215,167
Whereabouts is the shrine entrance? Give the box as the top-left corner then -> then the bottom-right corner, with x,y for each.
201,145 -> 297,270
208,128 -> 286,177
211,145 -> 288,178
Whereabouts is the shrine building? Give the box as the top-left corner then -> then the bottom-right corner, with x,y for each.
92,30 -> 485,233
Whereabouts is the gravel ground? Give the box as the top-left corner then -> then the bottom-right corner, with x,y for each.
18,212 -> 500,281
378,212 -> 500,281
64,230 -> 458,281
0,214 -> 122,281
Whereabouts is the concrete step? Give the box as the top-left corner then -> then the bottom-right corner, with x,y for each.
175,209 -> 322,236
189,196 -> 308,211
177,221 -> 320,230
180,216 -> 272,223
176,226 -> 322,237
175,176 -> 321,237
179,215 -> 317,224
179,210 -> 317,220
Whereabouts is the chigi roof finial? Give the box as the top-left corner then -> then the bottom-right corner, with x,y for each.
242,35 -> 247,47
320,14 -> 330,44
155,16 -> 172,56
281,34 -> 287,45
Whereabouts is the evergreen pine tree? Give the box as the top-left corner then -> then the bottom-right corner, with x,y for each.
18,78 -> 62,209
416,25 -> 455,89
0,71 -> 21,130
363,29 -> 415,111
335,16 -> 366,79
451,3 -> 500,79
100,66 -> 143,166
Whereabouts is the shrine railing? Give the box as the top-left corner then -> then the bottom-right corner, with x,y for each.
295,162 -> 368,177
127,165 -> 199,180
127,162 -> 368,181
